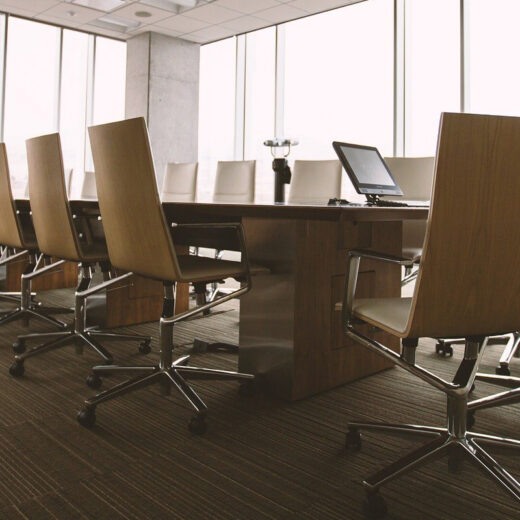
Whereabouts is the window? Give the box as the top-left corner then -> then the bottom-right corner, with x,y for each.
198,37 -> 236,201
92,37 -> 126,125
404,0 -> 461,156
60,30 -> 91,196
283,0 -> 394,162
465,0 -> 520,117
3,18 -> 60,193
244,27 -> 276,203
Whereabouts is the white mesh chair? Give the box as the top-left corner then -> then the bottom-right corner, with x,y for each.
80,171 -> 97,200
213,160 -> 255,203
161,162 -> 198,202
383,157 -> 435,277
287,160 -> 342,204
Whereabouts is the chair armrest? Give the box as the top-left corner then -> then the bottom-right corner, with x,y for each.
342,249 -> 416,330
172,222 -> 251,285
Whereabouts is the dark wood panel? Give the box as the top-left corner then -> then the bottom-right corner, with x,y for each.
5,259 -> 78,292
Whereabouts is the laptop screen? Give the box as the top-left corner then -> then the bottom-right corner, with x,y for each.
333,141 -> 403,196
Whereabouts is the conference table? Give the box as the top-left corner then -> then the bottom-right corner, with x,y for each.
15,198 -> 429,401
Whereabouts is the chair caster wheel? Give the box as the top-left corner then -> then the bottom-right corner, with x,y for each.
77,407 -> 96,428
188,416 -> 207,435
346,427 -> 362,451
467,410 -> 475,430
86,373 -> 102,389
138,340 -> 151,355
362,492 -> 387,519
238,380 -> 257,397
12,340 -> 25,354
9,360 -> 24,377
435,342 -> 453,357
495,365 -> 511,376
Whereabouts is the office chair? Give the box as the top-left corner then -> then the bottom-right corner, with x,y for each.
8,133 -> 151,378
161,162 -> 198,202
25,167 -> 73,198
80,171 -> 97,199
202,160 -> 256,305
383,157 -> 434,285
0,142 -> 73,330
79,117 -> 254,433
342,113 -> 520,518
287,159 -> 342,204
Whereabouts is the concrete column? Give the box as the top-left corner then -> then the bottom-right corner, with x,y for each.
125,32 -> 199,187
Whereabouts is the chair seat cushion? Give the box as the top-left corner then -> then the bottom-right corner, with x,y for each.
403,247 -> 422,262
79,241 -> 109,262
353,297 -> 413,335
177,255 -> 244,283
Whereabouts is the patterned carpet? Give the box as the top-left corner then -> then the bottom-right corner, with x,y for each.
0,287 -> 518,520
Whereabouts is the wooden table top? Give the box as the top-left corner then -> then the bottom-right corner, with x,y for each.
13,199 -> 427,223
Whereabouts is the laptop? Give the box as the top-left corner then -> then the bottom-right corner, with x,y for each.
332,141 -> 430,207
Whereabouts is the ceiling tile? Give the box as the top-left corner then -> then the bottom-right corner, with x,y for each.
290,0 -> 358,13
39,3 -> 104,23
110,1 -> 172,24
215,0 -> 279,15
146,24 -> 182,37
155,13 -> 208,32
36,13 -> 83,26
222,15 -> 268,33
184,23 -> 234,41
0,4 -> 35,17
255,3 -> 307,23
0,0 -> 61,13
183,3 -> 240,24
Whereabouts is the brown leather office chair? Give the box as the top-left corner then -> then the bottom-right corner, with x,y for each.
8,133 -> 151,378
341,113 -> 520,518
0,142 -> 73,331
79,117 -> 253,434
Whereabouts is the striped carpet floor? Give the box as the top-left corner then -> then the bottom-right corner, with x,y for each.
0,287 -> 518,519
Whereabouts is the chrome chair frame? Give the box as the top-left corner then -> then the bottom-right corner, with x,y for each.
0,250 -> 73,330
9,265 -> 151,377
435,332 -> 520,373
77,223 -> 254,434
342,250 -> 520,515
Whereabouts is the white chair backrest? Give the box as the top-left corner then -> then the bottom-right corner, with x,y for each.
288,160 -> 342,204
161,162 -> 198,202
383,157 -> 435,201
213,160 -> 256,203
80,170 -> 97,199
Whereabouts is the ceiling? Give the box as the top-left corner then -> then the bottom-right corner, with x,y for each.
0,0 -> 364,43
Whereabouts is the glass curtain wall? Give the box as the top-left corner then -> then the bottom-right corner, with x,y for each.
465,0 -> 520,117
198,37 -> 236,201
0,16 -> 126,195
403,0 -> 461,156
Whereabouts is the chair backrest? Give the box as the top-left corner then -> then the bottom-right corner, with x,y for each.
80,170 -> 98,199
0,143 -> 24,249
25,167 -> 72,198
88,117 -> 181,281
213,160 -> 255,203
406,112 -> 520,338
383,157 -> 435,254
287,160 -> 342,204
383,157 -> 435,201
25,133 -> 81,261
161,162 -> 198,202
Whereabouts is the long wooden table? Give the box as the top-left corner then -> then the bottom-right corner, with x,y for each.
15,198 -> 428,400
162,202 -> 428,400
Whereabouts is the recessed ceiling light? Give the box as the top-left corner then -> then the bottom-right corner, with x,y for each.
139,0 -> 198,14
67,0 -> 126,12
92,14 -> 141,32
135,11 -> 153,18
